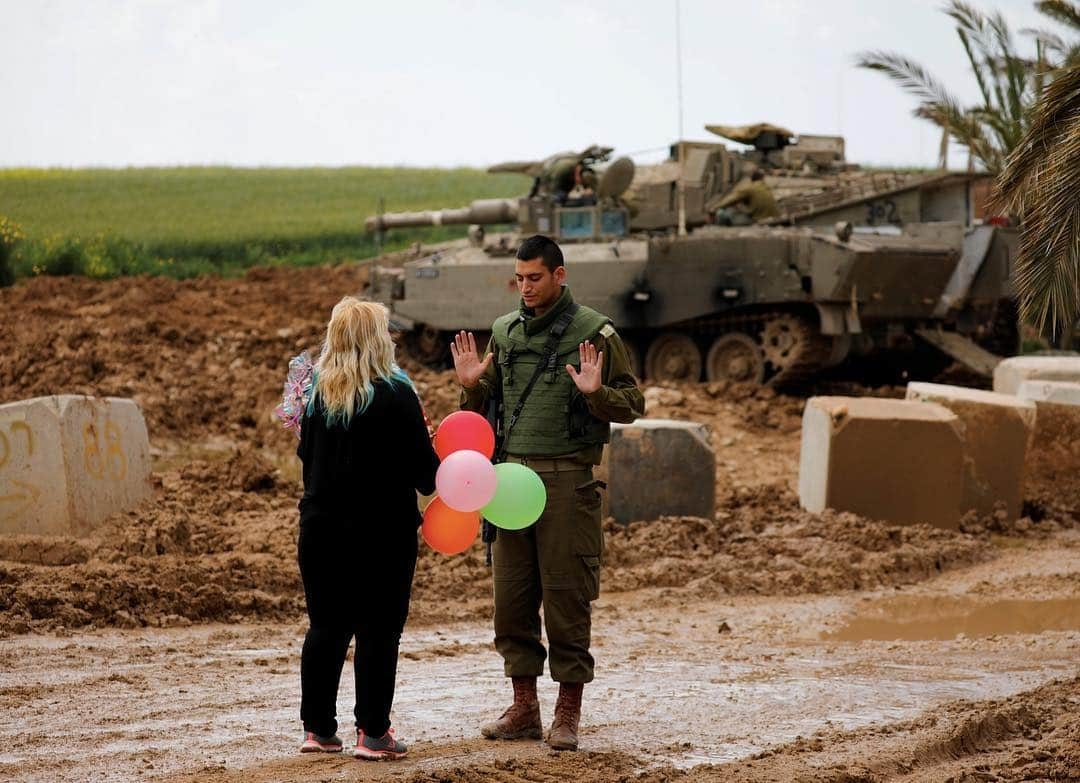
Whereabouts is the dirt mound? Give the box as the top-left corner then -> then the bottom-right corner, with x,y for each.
730,675 -> 1080,783
409,368 -> 469,424
641,380 -> 805,433
603,485 -> 991,596
0,449 -> 302,635
0,450 -> 991,636
0,536 -> 91,566
0,266 -> 367,452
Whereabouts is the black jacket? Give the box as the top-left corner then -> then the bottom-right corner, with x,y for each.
297,379 -> 439,528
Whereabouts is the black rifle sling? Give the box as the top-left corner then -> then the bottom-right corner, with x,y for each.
494,302 -> 579,463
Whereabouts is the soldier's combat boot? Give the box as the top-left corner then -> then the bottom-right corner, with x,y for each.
480,676 -> 542,740
545,682 -> 583,751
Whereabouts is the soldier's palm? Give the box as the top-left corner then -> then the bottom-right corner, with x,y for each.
452,331 -> 490,387
456,352 -> 483,385
568,357 -> 602,393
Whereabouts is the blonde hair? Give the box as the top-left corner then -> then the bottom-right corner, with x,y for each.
311,297 -> 409,425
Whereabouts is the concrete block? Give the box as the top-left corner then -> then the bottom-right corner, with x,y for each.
905,382 -> 1035,520
798,396 -> 964,529
1017,379 -> 1080,407
1016,381 -> 1080,488
608,418 -> 715,523
993,356 -> 1080,395
0,396 -> 152,536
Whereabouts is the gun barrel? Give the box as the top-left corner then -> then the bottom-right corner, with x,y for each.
365,198 -> 518,233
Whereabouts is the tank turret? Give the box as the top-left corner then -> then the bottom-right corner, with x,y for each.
365,146 -> 636,242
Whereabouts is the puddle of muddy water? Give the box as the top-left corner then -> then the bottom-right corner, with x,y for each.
824,596 -> 1080,642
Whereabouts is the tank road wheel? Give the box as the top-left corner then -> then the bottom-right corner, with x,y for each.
760,315 -> 806,373
705,333 -> 765,384
407,324 -> 450,366
759,313 -> 834,388
644,332 -> 702,382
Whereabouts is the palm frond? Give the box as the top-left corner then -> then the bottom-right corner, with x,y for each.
856,51 -> 965,107
957,27 -> 994,107
917,103 -> 1002,170
1022,26 -> 1068,57
949,1 -> 1002,108
988,12 -> 1028,128
859,1 -> 1072,177
946,1 -> 989,35
1036,0 -> 1080,32
995,64 -> 1080,334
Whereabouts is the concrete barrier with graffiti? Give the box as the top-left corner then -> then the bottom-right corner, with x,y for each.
0,396 -> 151,536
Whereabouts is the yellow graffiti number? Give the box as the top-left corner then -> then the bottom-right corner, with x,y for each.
83,423 -> 105,478
82,420 -> 127,481
105,420 -> 127,481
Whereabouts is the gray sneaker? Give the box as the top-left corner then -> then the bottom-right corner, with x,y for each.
353,727 -> 407,760
300,731 -> 343,753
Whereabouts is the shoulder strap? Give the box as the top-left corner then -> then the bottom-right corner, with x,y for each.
494,303 -> 579,462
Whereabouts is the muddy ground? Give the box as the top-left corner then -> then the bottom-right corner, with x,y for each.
1,266 -> 1078,782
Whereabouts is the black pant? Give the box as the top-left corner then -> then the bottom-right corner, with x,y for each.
297,520 -> 417,738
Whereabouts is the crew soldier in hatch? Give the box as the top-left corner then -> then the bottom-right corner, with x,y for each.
532,156 -> 598,204
712,168 -> 780,225
451,234 -> 644,752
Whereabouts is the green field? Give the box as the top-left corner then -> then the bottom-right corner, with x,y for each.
0,167 -> 527,282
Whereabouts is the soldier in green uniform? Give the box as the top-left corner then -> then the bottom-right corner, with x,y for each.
451,234 -> 644,751
535,156 -> 598,204
713,168 -> 780,225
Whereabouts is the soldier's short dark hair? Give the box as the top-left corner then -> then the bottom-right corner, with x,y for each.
751,168 -> 765,182
516,235 -> 564,272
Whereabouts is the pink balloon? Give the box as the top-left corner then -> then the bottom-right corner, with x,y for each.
435,449 -> 498,512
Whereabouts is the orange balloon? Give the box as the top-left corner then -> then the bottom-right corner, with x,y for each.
434,411 -> 495,460
421,497 -> 480,555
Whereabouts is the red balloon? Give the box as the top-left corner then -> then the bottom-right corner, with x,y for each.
421,497 -> 480,555
434,411 -> 495,460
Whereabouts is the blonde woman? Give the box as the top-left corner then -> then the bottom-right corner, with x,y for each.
296,297 -> 439,760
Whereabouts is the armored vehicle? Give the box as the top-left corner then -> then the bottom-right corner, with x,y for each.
367,126 -> 1016,385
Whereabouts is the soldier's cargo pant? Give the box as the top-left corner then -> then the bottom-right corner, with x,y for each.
492,462 -> 604,684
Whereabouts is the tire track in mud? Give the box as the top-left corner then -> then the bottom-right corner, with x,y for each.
148,676 -> 1080,783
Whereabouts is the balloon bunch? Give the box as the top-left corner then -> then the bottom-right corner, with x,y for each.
422,411 -> 547,555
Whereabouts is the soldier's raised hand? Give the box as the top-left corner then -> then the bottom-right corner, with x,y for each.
451,330 -> 493,389
567,340 -> 603,394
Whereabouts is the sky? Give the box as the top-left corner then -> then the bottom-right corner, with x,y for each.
0,0 -> 1059,170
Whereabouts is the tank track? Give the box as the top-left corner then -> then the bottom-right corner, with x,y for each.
674,310 -> 834,388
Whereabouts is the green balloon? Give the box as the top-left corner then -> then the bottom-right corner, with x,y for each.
482,463 -> 547,530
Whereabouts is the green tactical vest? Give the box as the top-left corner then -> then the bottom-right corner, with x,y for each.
492,291 -> 612,457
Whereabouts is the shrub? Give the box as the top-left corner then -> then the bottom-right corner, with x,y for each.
0,216 -> 24,287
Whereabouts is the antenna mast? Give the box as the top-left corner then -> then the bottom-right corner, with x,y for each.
676,0 -> 687,236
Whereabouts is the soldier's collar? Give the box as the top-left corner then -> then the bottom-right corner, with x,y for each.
520,286 -> 574,336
